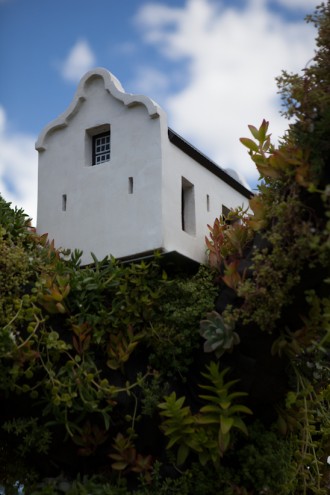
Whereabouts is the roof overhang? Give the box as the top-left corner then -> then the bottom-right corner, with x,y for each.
168,128 -> 253,199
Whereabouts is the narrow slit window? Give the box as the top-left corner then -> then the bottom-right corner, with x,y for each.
62,194 -> 67,211
128,177 -> 134,194
181,177 -> 196,235
206,194 -> 210,212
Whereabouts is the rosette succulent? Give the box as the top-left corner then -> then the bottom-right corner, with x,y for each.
200,311 -> 240,358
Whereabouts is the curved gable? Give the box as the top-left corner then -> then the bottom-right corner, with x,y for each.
36,67 -> 161,151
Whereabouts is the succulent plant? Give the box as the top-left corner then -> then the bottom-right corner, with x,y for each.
199,311 -> 240,358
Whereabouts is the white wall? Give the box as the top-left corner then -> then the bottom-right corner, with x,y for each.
37,71 -> 164,265
162,135 -> 250,264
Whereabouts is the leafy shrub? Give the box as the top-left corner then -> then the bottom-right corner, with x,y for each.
1,5 -> 330,494
158,362 -> 251,466
146,265 -> 217,377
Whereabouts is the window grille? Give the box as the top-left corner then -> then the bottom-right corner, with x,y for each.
93,131 -> 110,165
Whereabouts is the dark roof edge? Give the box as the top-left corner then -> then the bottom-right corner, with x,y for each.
168,128 -> 253,199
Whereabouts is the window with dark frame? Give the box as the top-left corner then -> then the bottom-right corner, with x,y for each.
92,131 -> 110,165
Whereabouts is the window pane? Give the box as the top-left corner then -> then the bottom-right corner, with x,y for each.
93,131 -> 111,165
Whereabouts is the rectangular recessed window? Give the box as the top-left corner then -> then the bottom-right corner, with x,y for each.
222,204 -> 237,225
93,131 -> 111,165
206,194 -> 210,212
86,124 -> 111,166
181,177 -> 196,235
62,194 -> 67,211
128,177 -> 133,194
222,204 -> 230,218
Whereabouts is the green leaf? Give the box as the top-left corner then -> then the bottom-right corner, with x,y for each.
227,404 -> 252,415
239,137 -> 259,152
199,450 -> 210,466
248,124 -> 260,141
226,391 -> 248,401
111,461 -> 129,471
167,435 -> 183,449
197,415 -> 219,425
219,400 -> 231,410
220,416 -> 234,435
199,404 -> 219,414
177,443 -> 189,465
165,425 -> 194,436
232,417 -> 249,435
258,119 -> 269,141
218,430 -> 230,454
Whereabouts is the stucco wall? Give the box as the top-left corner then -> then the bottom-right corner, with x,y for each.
37,73 -> 164,265
162,135 -> 250,264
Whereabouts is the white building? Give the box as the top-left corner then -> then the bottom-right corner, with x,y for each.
36,68 -> 251,266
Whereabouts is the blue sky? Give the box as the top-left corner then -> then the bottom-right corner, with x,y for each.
0,0 -> 317,222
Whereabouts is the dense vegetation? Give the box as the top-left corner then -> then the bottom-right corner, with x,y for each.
1,3 -> 329,494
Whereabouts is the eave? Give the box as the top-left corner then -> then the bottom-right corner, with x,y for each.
168,128 -> 253,199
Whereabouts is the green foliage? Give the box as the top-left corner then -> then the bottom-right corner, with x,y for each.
158,391 -> 197,465
28,476 -> 129,495
275,370 -> 330,495
234,119 -> 323,331
0,195 -> 31,242
234,422 -> 297,494
109,432 -> 153,481
215,5 -> 330,493
198,363 -> 252,457
220,81 -> 330,495
147,265 -> 217,376
200,5 -> 330,494
23,463 -> 221,495
205,206 -> 253,284
277,3 -> 330,187
229,116 -> 329,333
159,362 -> 251,466
140,373 -> 169,417
0,195 -> 220,492
2,417 -> 52,456
1,4 -> 330,494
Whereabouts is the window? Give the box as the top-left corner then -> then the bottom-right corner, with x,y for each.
206,194 -> 210,212
222,204 -> 238,224
128,177 -> 134,194
85,124 -> 111,166
93,131 -> 110,165
62,194 -> 67,211
222,204 -> 230,218
181,177 -> 196,235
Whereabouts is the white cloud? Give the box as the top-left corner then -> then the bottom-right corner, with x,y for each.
129,66 -> 169,95
115,41 -> 137,55
60,39 -> 96,83
0,107 -> 37,223
136,0 -> 316,188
